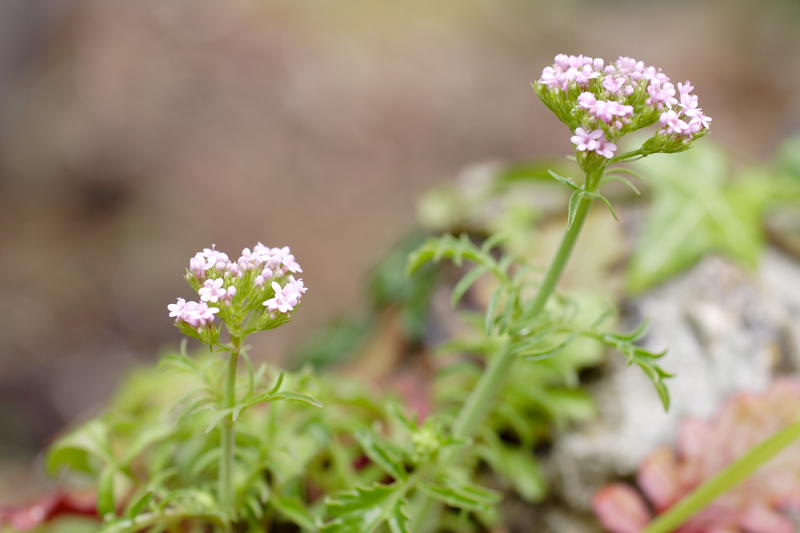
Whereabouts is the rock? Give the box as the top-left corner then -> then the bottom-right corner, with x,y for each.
545,250 -> 800,515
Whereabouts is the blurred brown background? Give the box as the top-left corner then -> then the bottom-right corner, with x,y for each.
0,0 -> 799,473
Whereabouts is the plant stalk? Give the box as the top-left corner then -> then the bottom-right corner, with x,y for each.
412,168 -> 602,531
643,418 -> 800,533
450,169 -> 599,443
219,336 -> 241,513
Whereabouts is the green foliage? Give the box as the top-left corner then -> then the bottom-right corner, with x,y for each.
322,483 -> 410,533
627,141 -> 787,293
48,349 -> 329,532
411,233 -> 671,409
46,133 -> 796,533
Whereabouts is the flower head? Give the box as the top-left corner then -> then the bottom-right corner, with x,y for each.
534,54 -> 711,163
173,242 -> 307,339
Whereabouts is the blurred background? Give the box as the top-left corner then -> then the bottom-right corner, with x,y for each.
1,0 -> 799,500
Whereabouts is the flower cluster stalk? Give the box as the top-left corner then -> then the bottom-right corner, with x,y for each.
451,175 -> 598,443
219,336 -> 242,513
412,167 -> 603,530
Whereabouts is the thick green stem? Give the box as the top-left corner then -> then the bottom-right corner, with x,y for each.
219,336 -> 241,513
411,168 -> 601,531
643,419 -> 800,533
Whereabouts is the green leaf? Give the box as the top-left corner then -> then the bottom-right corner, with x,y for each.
260,391 -> 323,408
418,480 -> 501,513
602,174 -> 641,195
567,190 -> 582,228
268,370 -> 285,394
407,234 -> 507,283
322,484 -> 402,533
386,403 -> 418,432
271,494 -> 317,531
479,441 -> 546,503
547,169 -> 580,190
584,323 -> 672,411
627,141 -> 772,293
126,490 -> 155,519
121,423 -> 173,467
590,191 -> 619,221
47,419 -> 114,476
516,334 -> 576,361
387,500 -> 411,533
355,429 -> 407,481
484,289 -> 502,335
159,352 -> 203,379
451,265 -> 489,307
98,466 -> 117,517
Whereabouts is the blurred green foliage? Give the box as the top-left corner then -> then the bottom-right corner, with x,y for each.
627,139 -> 800,292
37,134 -> 800,532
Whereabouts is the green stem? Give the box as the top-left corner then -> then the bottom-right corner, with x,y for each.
450,170 -> 599,443
411,167 -> 602,531
643,419 -> 800,533
219,336 -> 241,513
610,148 -> 644,162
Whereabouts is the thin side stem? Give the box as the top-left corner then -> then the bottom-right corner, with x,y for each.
643,419 -> 800,533
219,336 -> 241,513
610,148 -> 644,163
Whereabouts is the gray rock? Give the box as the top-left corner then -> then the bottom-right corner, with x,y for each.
545,250 -> 800,514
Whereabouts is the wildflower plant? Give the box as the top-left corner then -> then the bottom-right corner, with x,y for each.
43,54 -> 719,533
49,243 -> 320,532
394,54 -> 712,529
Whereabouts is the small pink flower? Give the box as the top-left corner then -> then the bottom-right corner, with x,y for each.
690,111 -> 712,131
540,66 -> 560,87
263,282 -> 296,313
177,301 -> 219,330
596,139 -> 617,158
189,252 -> 208,278
554,54 -> 570,71
679,92 -> 700,115
270,246 -> 303,274
660,109 -> 690,136
573,64 -> 600,86
577,92 -> 597,109
677,81 -> 694,94
570,127 -> 604,152
223,286 -> 236,304
202,245 -> 230,271
287,276 -> 307,295
283,276 -> 308,306
603,76 -> 625,95
647,80 -> 678,107
198,278 -> 226,303
168,298 -> 187,319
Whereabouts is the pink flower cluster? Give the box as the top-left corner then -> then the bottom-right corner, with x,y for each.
168,298 -> 219,331
189,243 -> 302,281
658,82 -> 712,137
264,277 -> 308,313
170,243 -> 307,332
594,379 -> 800,533
538,54 -> 711,158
